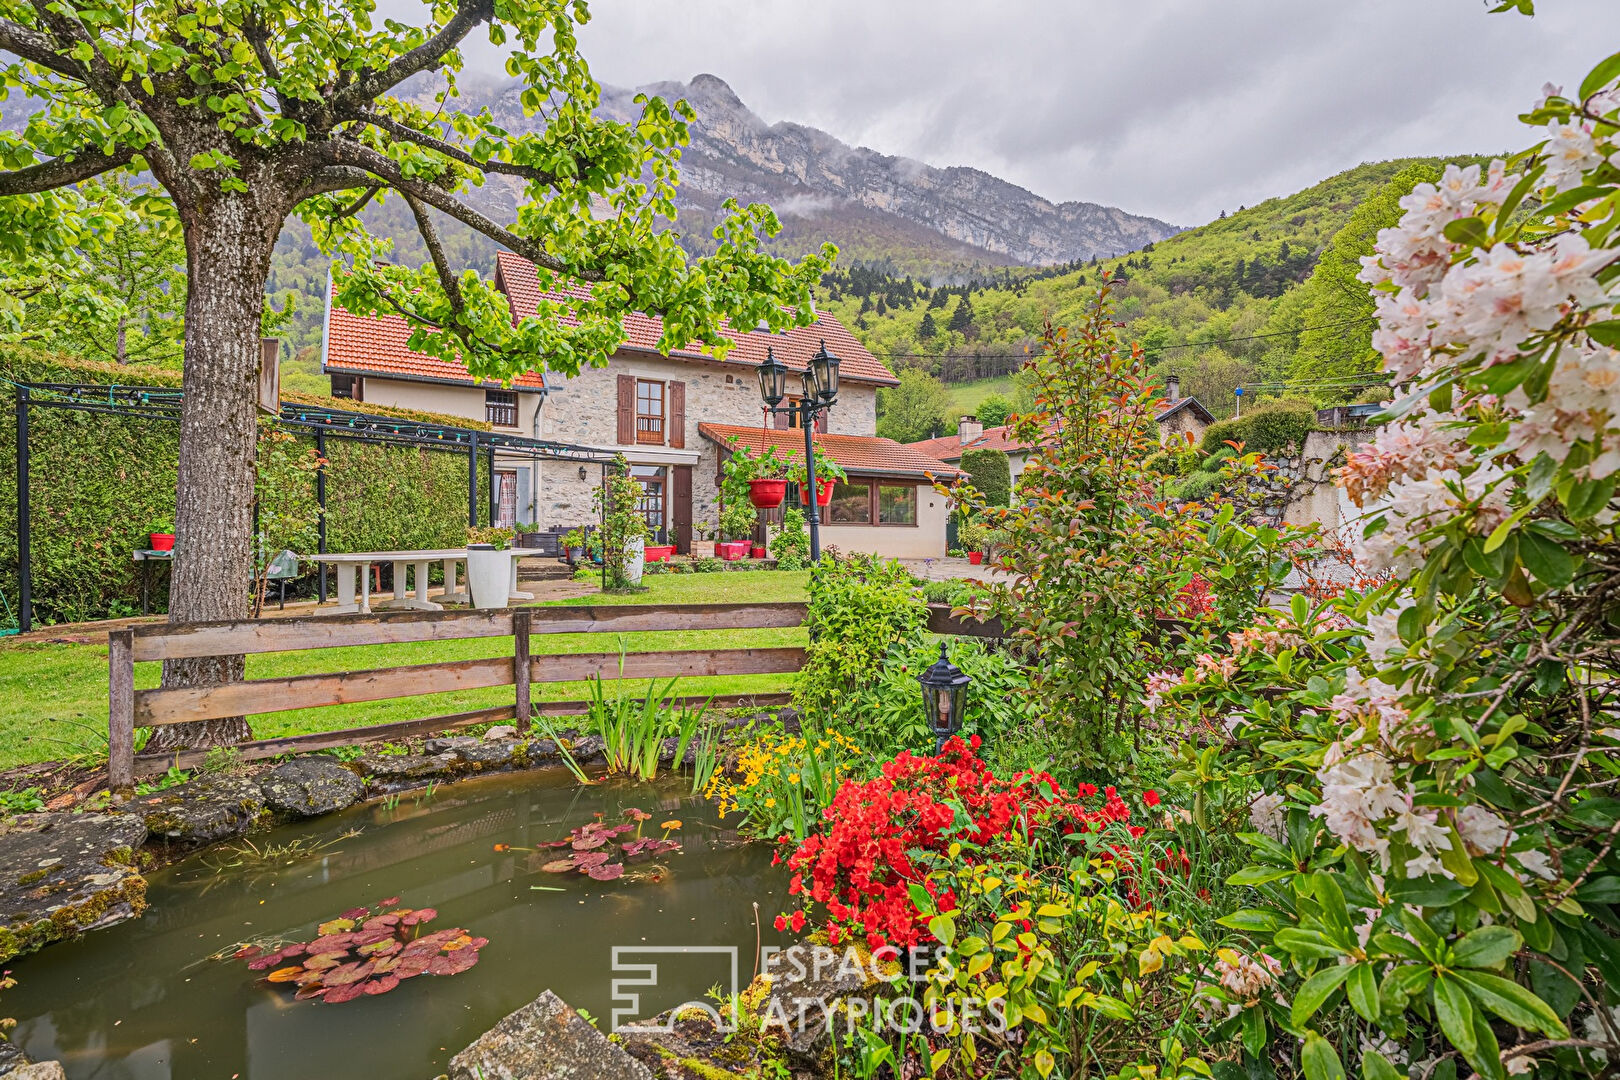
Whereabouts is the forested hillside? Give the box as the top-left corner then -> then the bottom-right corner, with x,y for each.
825,157 -> 1477,421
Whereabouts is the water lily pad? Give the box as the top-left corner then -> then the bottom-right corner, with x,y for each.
316,917 -> 355,934
235,945 -> 263,960
399,907 -> 437,925
358,938 -> 400,957
302,953 -> 344,970
586,863 -> 624,881
394,955 -> 433,979
572,851 -> 611,869
570,834 -> 607,850
306,933 -> 356,954
379,896 -> 400,906
321,981 -> 367,1004
428,948 -> 479,975
294,984 -> 328,1001
362,914 -> 399,931
321,961 -> 375,987
441,933 -> 474,952
540,858 -> 577,873
266,966 -> 306,983
339,907 -> 369,920
364,974 -> 400,995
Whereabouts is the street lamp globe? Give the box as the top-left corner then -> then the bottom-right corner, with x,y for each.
809,340 -> 840,402
918,642 -> 972,753
756,347 -> 788,408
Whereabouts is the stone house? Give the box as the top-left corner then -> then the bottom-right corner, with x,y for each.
321,252 -> 959,557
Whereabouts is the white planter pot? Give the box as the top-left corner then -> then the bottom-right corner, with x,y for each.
466,545 -> 511,609
625,536 -> 645,586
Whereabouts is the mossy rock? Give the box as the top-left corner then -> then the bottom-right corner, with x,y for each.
0,813 -> 149,963
259,758 -> 365,817
134,774 -> 266,845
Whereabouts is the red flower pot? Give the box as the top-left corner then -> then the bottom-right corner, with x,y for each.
816,479 -> 835,506
644,545 -> 675,563
717,541 -> 749,561
748,478 -> 787,509
149,532 -> 175,552
967,551 -> 983,565
750,544 -> 767,559
713,542 -> 726,557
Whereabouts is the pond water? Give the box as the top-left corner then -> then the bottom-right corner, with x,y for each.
9,769 -> 791,1079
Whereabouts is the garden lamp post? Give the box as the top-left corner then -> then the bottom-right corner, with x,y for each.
918,642 -> 972,753
756,342 -> 840,563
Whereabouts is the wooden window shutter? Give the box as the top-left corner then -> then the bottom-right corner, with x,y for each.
773,406 -> 790,430
668,381 -> 685,448
616,374 -> 635,444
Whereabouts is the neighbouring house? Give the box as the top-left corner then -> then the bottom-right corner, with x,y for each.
321,253 -> 961,557
906,375 -> 1215,478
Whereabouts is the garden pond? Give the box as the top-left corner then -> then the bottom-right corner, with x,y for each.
7,768 -> 790,1079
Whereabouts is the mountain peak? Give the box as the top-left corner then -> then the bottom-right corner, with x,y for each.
685,73 -> 745,111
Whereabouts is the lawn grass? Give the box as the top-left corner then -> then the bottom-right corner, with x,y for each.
0,570 -> 813,771
946,375 -> 1018,414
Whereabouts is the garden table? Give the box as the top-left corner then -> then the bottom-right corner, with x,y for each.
311,549 -> 534,614
130,549 -> 172,615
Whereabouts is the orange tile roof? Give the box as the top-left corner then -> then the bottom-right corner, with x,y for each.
698,422 -> 960,480
495,252 -> 899,386
907,399 -> 1212,461
323,284 -> 549,390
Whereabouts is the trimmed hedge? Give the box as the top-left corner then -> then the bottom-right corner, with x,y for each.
960,446 -> 1012,506
0,347 -> 491,624
1199,402 -> 1316,456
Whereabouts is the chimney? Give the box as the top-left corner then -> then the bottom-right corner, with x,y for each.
957,414 -> 983,446
1165,374 -> 1181,402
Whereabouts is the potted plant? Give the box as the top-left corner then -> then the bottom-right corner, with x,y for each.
149,520 -> 175,552
747,445 -> 790,509
717,500 -> 757,561
594,456 -> 650,589
562,528 -> 587,564
958,521 -> 987,565
787,445 -> 846,506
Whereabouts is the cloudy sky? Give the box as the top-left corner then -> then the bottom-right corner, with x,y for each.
557,0 -> 1620,227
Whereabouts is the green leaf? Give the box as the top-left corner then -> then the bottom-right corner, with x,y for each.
1452,926 -> 1521,970
1580,50 -> 1620,100
1443,217 -> 1489,248
1451,970 -> 1569,1038
1434,976 -> 1478,1058
1389,875 -> 1471,908
1276,928 -> 1350,961
1301,1033 -> 1346,1080
1291,965 -> 1355,1027
1228,866 -> 1295,887
1241,1000 -> 1268,1058
1347,963 -> 1380,1022
1217,909 -> 1288,932
1362,1051 -> 1402,1080
1517,531 -> 1575,587
908,882 -> 936,916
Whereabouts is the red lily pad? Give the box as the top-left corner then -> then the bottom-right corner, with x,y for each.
362,914 -> 400,931
364,974 -> 401,995
394,955 -> 433,979
322,981 -> 367,1004
339,907 -> 369,920
586,863 -> 625,881
399,908 -> 437,926
379,897 -> 401,906
321,961 -> 375,987
294,984 -> 328,1001
316,917 -> 355,935
428,949 -> 480,975
541,858 -> 578,873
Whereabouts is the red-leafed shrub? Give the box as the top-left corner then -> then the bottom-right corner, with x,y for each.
775,737 -> 1135,950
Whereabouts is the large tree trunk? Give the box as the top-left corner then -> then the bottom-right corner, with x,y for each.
145,197 -> 281,753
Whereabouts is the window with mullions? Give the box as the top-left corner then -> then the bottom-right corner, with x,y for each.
636,380 -> 665,444
631,464 -> 667,540
485,389 -> 518,427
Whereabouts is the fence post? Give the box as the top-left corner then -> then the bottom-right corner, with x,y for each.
108,629 -> 135,790
513,609 -> 532,732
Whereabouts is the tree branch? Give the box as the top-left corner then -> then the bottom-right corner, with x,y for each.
348,109 -> 564,188
330,0 -> 493,112
0,17 -> 84,79
402,189 -> 466,318
0,144 -> 133,195
312,139 -> 599,280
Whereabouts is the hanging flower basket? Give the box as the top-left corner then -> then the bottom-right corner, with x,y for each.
748,478 -> 787,509
815,479 -> 835,506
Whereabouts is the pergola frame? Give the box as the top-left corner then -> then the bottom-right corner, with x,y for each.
12,381 -> 613,631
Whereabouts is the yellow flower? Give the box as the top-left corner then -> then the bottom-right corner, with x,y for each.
765,798 -> 776,808
787,773 -> 800,784
660,820 -> 682,830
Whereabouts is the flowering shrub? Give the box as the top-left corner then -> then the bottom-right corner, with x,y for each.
1158,45 -> 1620,1080
776,736 -> 1134,951
706,724 -> 863,840
949,309 -> 1295,768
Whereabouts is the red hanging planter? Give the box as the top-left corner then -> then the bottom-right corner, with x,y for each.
749,478 -> 787,509
815,479 -> 835,506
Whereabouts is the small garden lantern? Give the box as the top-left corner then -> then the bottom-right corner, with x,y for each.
809,339 -> 841,402
918,642 -> 972,753
756,346 -> 789,408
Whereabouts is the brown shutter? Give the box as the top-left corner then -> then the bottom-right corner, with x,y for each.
668,380 -> 685,448
672,465 -> 693,553
773,404 -> 790,430
616,374 -> 635,444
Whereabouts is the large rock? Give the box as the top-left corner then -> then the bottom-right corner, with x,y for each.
0,812 -> 147,961
448,989 -> 653,1080
565,735 -> 605,764
755,941 -> 888,1064
456,740 -> 526,769
5,1063 -> 66,1079
424,736 -> 480,756
135,775 -> 265,845
357,752 -> 458,782
258,758 -> 364,817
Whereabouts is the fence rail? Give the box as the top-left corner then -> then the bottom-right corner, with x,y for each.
109,602 -> 808,787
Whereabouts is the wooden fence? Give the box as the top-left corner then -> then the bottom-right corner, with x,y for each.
108,602 -> 808,786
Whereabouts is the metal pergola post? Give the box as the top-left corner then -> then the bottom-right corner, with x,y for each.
15,387 -> 30,634
314,428 -> 328,603
486,445 -> 496,527
466,428 -> 479,527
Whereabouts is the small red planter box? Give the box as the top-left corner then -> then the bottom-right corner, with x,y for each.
149,532 -> 176,552
644,545 -> 675,563
750,544 -> 767,559
748,479 -> 787,509
716,541 -> 749,561
967,551 -> 984,565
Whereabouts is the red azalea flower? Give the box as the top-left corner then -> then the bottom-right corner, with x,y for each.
773,915 -> 788,932
1144,790 -> 1161,807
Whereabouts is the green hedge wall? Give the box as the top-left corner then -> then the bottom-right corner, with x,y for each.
1199,402 -> 1317,456
0,347 -> 490,625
